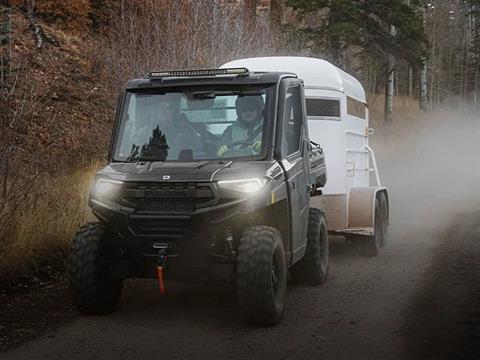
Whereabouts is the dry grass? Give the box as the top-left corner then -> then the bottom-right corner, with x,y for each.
369,95 -> 423,126
368,95 -> 435,153
0,162 -> 100,283
368,94 -> 478,144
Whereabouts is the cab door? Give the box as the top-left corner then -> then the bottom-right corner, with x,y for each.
277,79 -> 310,264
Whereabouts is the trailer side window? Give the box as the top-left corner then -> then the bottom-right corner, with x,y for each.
347,96 -> 366,119
306,98 -> 340,118
282,85 -> 303,156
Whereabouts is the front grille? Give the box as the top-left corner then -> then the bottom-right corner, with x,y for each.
121,181 -> 215,214
133,198 -> 196,213
130,217 -> 190,237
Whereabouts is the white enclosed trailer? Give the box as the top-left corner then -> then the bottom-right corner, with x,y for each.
222,57 -> 389,253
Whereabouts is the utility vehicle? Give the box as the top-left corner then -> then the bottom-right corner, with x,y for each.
69,66 -> 328,326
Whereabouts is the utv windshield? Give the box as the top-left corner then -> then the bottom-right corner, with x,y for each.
113,85 -> 273,162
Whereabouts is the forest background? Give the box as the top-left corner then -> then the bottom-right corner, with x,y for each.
0,0 -> 479,285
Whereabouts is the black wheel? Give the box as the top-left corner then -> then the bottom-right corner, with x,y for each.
361,196 -> 384,257
69,222 -> 124,315
236,225 -> 286,326
292,208 -> 329,285
379,192 -> 389,247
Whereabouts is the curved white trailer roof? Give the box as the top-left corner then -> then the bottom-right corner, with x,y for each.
222,56 -> 366,103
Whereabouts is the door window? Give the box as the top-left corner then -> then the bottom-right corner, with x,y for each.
282,85 -> 303,157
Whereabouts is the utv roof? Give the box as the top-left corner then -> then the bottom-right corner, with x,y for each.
222,57 -> 366,103
124,69 -> 297,90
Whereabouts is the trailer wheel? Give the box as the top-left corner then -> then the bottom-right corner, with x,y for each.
236,225 -> 286,326
361,197 -> 384,257
292,208 -> 329,285
379,192 -> 389,247
69,222 -> 124,315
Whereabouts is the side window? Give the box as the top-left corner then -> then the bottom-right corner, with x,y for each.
306,98 -> 341,119
347,96 -> 366,119
282,85 -> 303,157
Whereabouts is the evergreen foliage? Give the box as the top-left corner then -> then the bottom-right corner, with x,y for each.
287,0 -> 427,67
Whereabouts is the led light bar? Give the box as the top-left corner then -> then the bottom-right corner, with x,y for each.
148,67 -> 249,78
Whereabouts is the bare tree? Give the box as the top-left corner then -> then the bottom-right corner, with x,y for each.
97,0 -> 286,97
384,25 -> 396,122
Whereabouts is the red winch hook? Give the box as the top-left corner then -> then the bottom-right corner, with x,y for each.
156,264 -> 166,295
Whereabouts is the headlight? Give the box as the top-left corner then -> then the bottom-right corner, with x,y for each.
217,178 -> 268,194
92,179 -> 123,200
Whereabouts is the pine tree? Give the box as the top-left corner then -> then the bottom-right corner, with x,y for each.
287,0 -> 427,66
287,0 -> 427,120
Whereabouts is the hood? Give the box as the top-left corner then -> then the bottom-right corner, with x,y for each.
97,160 -> 274,183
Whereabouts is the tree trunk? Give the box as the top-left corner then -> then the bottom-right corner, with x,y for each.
327,10 -> 345,68
244,0 -> 257,28
408,66 -> 413,97
420,5 -> 428,112
384,25 -> 396,123
475,59 -> 480,111
384,65 -> 394,123
420,58 -> 428,112
270,0 -> 282,28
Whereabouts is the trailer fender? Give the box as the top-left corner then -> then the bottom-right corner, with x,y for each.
348,187 -> 388,229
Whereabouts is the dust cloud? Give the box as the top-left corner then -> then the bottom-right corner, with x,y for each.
375,109 -> 480,359
372,109 -> 480,238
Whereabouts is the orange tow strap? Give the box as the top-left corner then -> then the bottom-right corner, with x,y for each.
156,265 -> 166,295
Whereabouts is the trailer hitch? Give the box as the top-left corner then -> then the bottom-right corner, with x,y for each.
155,243 -> 168,295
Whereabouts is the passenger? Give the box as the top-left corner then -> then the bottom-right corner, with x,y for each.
217,95 -> 264,156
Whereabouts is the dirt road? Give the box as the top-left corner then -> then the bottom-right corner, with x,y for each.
2,115 -> 480,359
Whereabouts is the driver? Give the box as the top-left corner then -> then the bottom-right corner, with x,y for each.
132,94 -> 205,160
217,95 -> 264,156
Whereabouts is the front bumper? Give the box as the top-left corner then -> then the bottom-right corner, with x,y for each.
89,189 -> 270,279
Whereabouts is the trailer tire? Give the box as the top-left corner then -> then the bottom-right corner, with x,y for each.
292,208 -> 329,285
379,192 -> 389,247
69,222 -> 124,315
361,197 -> 384,257
236,225 -> 286,326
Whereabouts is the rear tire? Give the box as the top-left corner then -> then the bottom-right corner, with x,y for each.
379,192 -> 389,247
292,208 -> 329,285
361,196 -> 384,257
69,222 -> 124,315
236,225 -> 286,326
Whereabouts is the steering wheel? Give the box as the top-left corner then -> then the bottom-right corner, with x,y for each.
229,140 -> 254,149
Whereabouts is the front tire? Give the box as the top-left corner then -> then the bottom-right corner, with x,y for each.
236,225 -> 286,326
69,222 -> 124,315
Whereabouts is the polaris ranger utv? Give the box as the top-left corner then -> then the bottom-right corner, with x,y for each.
69,67 -> 328,326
